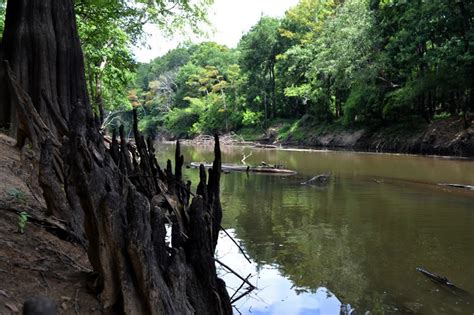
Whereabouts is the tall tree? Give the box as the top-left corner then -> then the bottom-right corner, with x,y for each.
239,16 -> 281,123
74,0 -> 212,123
278,0 -> 342,121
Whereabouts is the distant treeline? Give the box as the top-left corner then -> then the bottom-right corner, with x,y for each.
132,0 -> 474,137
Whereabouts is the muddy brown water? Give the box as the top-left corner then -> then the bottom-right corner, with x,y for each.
155,143 -> 474,314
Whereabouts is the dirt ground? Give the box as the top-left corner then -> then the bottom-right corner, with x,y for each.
0,134 -> 101,314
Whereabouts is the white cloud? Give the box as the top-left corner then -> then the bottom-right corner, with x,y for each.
133,0 -> 300,62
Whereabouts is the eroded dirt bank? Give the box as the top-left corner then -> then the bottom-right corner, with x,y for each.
0,134 -> 100,314
280,118 -> 474,157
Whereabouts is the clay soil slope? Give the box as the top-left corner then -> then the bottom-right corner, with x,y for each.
0,133 -> 100,314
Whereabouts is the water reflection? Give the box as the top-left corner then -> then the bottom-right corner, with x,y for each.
155,143 -> 474,314
216,229 -> 344,315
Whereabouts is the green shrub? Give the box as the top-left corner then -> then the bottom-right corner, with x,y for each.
242,109 -> 263,127
164,107 -> 200,137
343,83 -> 382,126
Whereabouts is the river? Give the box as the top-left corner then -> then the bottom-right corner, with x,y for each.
155,142 -> 474,314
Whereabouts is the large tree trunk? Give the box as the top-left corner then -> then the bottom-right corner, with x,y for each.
1,0 -> 90,237
1,0 -> 91,144
0,1 -> 232,313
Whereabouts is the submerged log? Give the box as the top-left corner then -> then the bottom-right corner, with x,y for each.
190,162 -> 297,175
416,267 -> 469,294
301,172 -> 332,185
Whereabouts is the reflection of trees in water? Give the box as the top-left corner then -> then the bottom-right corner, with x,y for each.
222,175 -> 371,309
220,173 -> 474,313
155,144 -> 474,313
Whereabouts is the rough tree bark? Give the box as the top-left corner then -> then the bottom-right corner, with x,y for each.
0,0 -> 232,313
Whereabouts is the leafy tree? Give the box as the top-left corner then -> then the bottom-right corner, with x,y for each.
277,0 -> 341,122
78,16 -> 135,122
137,42 -> 243,136
127,0 -> 474,138
310,0 -> 379,123
137,42 -> 196,90
373,0 -> 474,123
74,0 -> 213,123
239,17 -> 281,124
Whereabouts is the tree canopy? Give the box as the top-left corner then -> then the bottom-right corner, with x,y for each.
2,0 -> 472,137
132,0 -> 473,138
0,0 -> 213,128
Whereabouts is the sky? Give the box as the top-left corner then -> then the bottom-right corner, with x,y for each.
133,0 -> 300,63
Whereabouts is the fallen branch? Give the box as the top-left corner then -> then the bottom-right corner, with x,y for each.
220,227 -> 252,264
190,162 -> 297,175
230,287 -> 255,304
230,274 -> 251,301
241,151 -> 252,165
253,144 -> 278,149
215,259 -> 255,290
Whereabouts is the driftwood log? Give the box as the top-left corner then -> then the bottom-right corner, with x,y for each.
190,162 -> 297,175
0,0 -> 232,313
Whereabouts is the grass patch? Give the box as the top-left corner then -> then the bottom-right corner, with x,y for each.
433,112 -> 452,121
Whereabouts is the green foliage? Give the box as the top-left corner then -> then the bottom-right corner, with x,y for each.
237,128 -> 262,141
0,1 -> 5,37
189,95 -> 226,134
3,0 -> 473,138
77,15 -> 135,113
164,97 -> 203,136
278,120 -> 303,141
73,0 -> 213,125
130,0 -> 474,138
239,17 -> 282,121
135,41 -> 244,136
136,43 -> 195,90
343,82 -> 382,126
433,112 -> 451,121
75,0 -> 213,42
242,109 -> 263,127
17,211 -> 29,234
284,84 -> 311,99
383,84 -> 418,121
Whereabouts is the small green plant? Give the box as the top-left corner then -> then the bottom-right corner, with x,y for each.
433,112 -> 451,121
6,187 -> 26,203
17,211 -> 29,234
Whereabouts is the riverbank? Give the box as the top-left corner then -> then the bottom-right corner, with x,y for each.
241,116 -> 474,157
